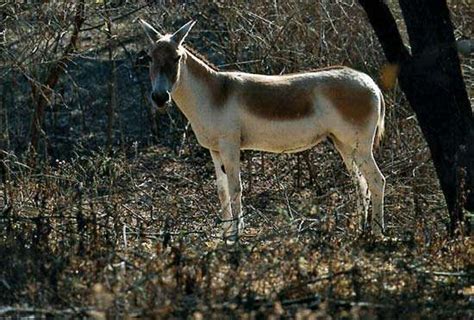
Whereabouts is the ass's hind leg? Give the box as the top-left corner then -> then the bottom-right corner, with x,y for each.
333,140 -> 370,232
352,146 -> 386,235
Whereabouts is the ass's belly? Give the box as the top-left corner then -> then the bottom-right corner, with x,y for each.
240,116 -> 326,153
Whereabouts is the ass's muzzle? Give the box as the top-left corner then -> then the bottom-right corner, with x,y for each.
151,91 -> 171,109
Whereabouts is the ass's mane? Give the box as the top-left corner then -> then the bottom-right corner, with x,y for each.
183,45 -> 220,72
184,44 -> 347,76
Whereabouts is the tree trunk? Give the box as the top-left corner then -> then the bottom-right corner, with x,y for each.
358,0 -> 473,235
29,0 -> 85,162
105,2 -> 117,151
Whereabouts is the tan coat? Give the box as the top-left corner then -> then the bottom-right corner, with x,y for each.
141,20 -> 386,240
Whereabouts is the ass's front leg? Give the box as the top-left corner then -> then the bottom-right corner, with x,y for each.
210,150 -> 233,238
216,143 -> 243,241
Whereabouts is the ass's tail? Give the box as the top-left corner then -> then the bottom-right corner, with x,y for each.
374,91 -> 385,149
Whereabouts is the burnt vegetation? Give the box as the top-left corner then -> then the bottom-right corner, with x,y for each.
0,1 -> 473,318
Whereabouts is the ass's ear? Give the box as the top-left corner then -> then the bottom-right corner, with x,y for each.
139,19 -> 162,44
170,20 -> 196,46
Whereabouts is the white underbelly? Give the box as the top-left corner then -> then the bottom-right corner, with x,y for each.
240,114 -> 327,153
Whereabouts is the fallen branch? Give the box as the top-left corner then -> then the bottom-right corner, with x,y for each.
422,270 -> 470,278
278,268 -> 355,296
0,306 -> 92,316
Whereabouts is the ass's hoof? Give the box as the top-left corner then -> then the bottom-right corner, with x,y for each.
221,219 -> 245,244
222,223 -> 239,244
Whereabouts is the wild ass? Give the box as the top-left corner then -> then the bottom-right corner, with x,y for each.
140,20 -> 386,240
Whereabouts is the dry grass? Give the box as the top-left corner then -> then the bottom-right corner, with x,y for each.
1,144 -> 472,318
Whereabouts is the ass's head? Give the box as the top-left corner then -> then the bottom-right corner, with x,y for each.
139,19 -> 196,109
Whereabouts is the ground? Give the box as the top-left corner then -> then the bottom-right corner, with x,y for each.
1,142 -> 472,318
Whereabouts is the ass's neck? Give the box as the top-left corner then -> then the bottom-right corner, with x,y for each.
171,48 -> 220,123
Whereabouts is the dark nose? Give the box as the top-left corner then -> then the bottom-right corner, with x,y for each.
151,91 -> 170,107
